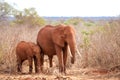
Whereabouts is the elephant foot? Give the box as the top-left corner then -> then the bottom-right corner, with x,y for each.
59,70 -> 66,76
36,69 -> 43,74
28,70 -> 32,74
17,72 -> 22,75
17,69 -> 22,74
39,66 -> 44,74
59,67 -> 66,75
57,72 -> 66,76
28,72 -> 32,74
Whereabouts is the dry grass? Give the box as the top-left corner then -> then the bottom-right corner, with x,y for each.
74,20 -> 120,70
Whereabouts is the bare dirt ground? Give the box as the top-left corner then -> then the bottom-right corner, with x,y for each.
0,57 -> 120,80
0,68 -> 120,80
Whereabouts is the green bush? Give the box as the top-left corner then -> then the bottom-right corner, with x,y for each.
64,18 -> 82,25
84,21 -> 96,27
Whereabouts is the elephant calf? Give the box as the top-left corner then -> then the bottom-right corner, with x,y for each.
16,41 -> 42,73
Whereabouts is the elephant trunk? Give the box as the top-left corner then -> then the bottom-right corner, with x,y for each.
68,39 -> 76,64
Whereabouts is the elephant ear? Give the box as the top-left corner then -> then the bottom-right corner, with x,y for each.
52,26 -> 65,47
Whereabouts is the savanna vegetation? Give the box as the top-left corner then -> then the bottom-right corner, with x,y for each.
0,0 -> 120,80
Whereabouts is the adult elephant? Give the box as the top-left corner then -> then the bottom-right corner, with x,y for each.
37,24 -> 76,74
16,41 -> 42,73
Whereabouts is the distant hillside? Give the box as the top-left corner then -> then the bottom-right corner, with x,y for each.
4,16 -> 120,22
43,16 -> 119,21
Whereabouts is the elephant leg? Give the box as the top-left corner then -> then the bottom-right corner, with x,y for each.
55,45 -> 64,73
34,56 -> 38,73
28,57 -> 33,73
17,59 -> 22,73
17,63 -> 22,72
63,45 -> 68,74
40,53 -> 44,66
34,53 -> 41,73
40,53 -> 44,71
48,56 -> 53,67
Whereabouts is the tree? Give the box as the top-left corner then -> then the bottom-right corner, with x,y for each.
0,0 -> 45,26
14,8 -> 46,26
0,0 -> 15,21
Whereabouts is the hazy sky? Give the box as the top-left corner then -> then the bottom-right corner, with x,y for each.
5,0 -> 120,17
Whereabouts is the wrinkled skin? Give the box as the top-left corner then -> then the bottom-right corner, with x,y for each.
37,24 -> 76,74
16,41 -> 42,73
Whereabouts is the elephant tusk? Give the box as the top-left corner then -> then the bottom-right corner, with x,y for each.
76,48 -> 82,58
68,46 -> 72,57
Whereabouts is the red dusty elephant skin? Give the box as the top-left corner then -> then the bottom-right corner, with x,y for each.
37,24 -> 76,74
16,41 -> 42,73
